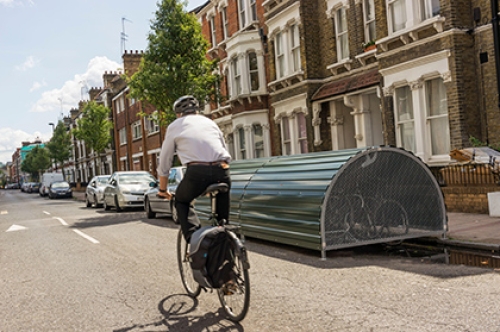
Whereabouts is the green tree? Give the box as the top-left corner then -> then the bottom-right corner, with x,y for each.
72,101 -> 113,175
20,146 -> 51,182
127,0 -> 220,125
46,121 -> 73,179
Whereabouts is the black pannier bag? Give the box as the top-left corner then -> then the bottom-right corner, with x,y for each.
189,226 -> 234,288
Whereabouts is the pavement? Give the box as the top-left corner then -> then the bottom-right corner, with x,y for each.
71,190 -> 500,250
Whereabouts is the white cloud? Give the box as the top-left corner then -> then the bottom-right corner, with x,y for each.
15,55 -> 39,71
30,80 -> 47,92
0,0 -> 34,6
0,128 -> 50,164
30,56 -> 121,113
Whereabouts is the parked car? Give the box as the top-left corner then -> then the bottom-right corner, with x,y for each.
40,172 -> 64,196
103,171 -> 156,212
48,181 -> 73,199
85,175 -> 110,208
28,182 -> 41,193
5,183 -> 20,189
21,182 -> 32,192
144,166 -> 185,222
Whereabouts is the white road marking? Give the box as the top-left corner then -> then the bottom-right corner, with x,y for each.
53,217 -> 68,226
1,210 -> 7,215
6,225 -> 27,232
52,217 -> 99,244
43,211 -> 50,215
73,229 -> 100,244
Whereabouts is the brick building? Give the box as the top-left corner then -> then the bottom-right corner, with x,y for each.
194,0 -> 500,167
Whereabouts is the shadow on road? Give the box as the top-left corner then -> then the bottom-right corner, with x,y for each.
113,294 -> 243,332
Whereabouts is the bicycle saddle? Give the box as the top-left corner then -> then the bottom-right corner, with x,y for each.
202,183 -> 229,196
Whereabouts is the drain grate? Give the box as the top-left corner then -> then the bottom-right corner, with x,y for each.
449,250 -> 500,268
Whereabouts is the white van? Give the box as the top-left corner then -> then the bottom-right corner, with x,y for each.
40,172 -> 64,196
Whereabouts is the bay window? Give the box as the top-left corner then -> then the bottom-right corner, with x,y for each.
425,78 -> 450,155
395,86 -> 415,152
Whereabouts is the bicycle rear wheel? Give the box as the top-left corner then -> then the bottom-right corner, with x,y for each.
176,229 -> 201,297
217,231 -> 250,322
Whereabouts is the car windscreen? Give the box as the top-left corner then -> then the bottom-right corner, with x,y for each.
118,174 -> 155,184
52,182 -> 70,188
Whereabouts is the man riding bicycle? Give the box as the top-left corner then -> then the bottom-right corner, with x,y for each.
156,95 -> 232,242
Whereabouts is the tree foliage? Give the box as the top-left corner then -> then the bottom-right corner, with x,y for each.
20,146 -> 51,181
46,121 -> 73,177
127,0 -> 220,125
72,101 -> 113,175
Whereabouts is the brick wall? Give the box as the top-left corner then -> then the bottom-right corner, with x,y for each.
442,186 -> 499,214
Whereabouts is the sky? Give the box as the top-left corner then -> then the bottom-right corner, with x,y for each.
0,0 -> 207,165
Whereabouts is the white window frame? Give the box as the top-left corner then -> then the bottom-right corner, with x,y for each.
222,6 -> 229,40
145,115 -> 159,135
238,127 -> 246,160
420,0 -> 440,20
275,31 -> 285,79
394,85 -> 415,152
387,0 -> 440,34
237,0 -> 258,31
290,24 -> 301,73
132,120 -> 142,140
209,15 -> 217,48
119,128 -> 127,146
281,116 -> 291,156
231,57 -> 242,96
238,0 -> 246,29
363,0 -> 376,43
334,7 -> 349,61
248,51 -> 259,92
253,124 -> 264,158
424,78 -> 450,157
296,112 -> 308,154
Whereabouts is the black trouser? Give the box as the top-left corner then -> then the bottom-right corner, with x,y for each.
175,164 -> 231,242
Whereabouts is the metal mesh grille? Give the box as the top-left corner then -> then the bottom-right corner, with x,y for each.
322,147 -> 446,249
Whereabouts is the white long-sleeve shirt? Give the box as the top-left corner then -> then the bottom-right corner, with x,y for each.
157,113 -> 232,177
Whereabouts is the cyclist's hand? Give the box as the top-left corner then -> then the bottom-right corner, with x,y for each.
157,191 -> 172,200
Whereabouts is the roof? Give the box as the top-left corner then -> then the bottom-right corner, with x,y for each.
311,69 -> 381,101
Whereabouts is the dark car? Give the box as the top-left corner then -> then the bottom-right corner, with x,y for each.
28,182 -> 41,193
48,181 -> 73,199
144,166 -> 185,222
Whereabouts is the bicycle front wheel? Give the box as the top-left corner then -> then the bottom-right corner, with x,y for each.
176,229 -> 201,298
217,232 -> 250,322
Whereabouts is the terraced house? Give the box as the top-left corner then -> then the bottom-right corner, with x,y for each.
195,0 -> 500,166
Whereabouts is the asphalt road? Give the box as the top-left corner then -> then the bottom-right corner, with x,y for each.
1,189 -> 500,332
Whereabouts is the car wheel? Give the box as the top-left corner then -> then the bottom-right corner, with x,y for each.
171,200 -> 179,224
114,196 -> 122,212
104,197 -> 110,211
145,198 -> 156,219
93,194 -> 99,208
85,195 -> 92,208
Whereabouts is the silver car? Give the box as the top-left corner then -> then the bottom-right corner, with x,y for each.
103,171 -> 156,212
144,166 -> 185,222
85,175 -> 110,208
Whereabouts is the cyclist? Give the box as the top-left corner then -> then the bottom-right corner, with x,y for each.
156,95 -> 232,242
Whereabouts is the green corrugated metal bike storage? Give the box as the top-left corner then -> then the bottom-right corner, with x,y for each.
195,146 -> 447,258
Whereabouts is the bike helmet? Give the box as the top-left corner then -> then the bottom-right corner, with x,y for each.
174,95 -> 199,114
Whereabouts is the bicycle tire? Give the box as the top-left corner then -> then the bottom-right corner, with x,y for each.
176,229 -> 201,298
217,231 -> 250,322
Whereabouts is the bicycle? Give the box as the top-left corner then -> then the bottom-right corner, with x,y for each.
176,183 -> 251,322
329,191 -> 409,243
